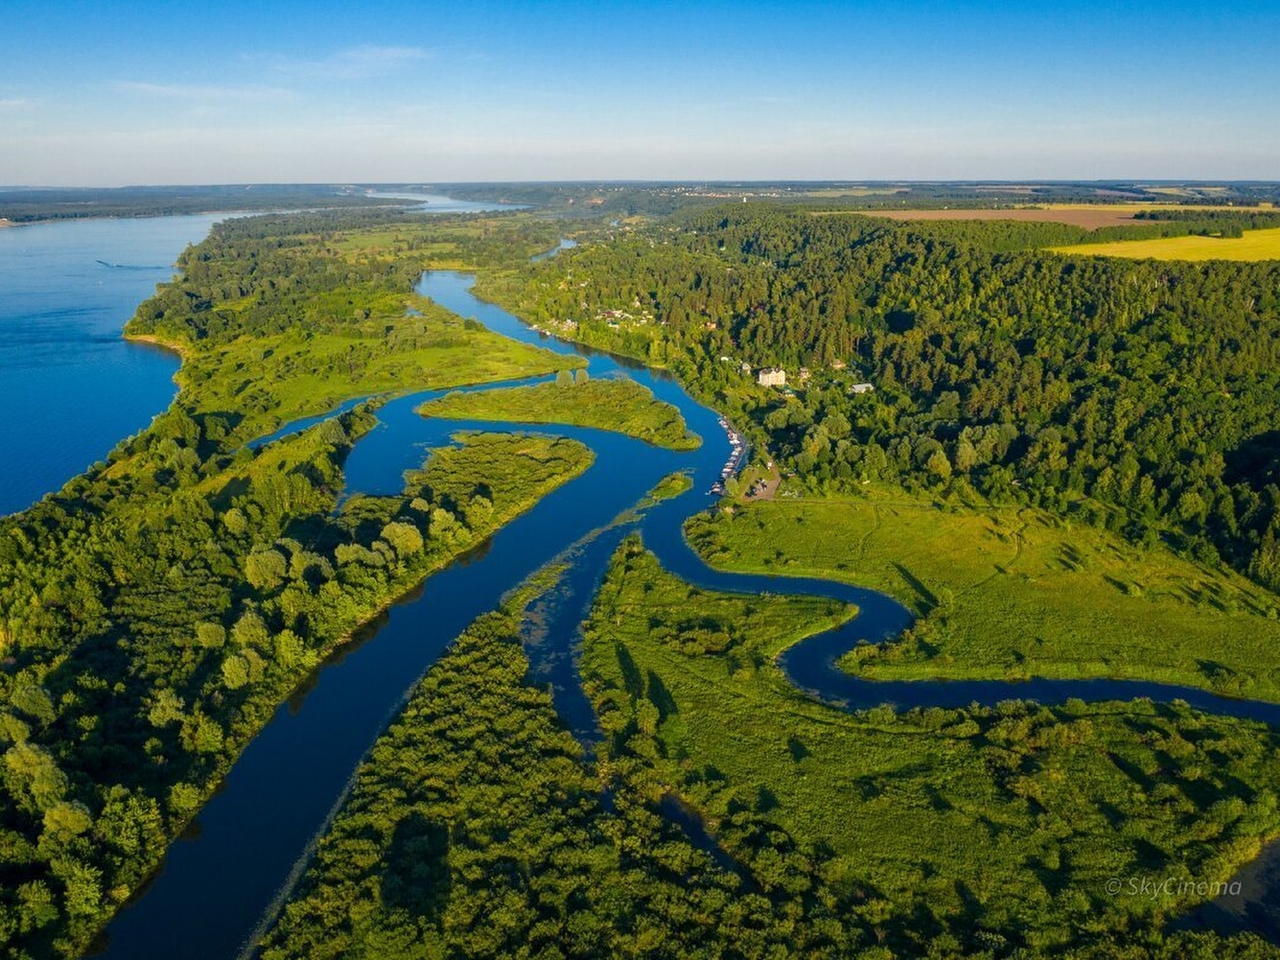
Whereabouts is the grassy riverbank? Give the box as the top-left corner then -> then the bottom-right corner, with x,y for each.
419,376 -> 700,451
685,487 -> 1280,701
258,532 -> 1280,957
0,414 -> 593,957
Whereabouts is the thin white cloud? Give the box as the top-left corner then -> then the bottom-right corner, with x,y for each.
274,45 -> 430,80
0,98 -> 28,109
113,81 -> 294,102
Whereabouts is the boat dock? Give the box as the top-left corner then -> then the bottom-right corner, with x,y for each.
709,416 -> 747,495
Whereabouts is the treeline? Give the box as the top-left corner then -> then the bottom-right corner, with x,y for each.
0,185 -> 400,223
447,181 -> 1280,216
444,182 -> 723,218
1135,209 -> 1280,231
487,205 -> 1280,591
882,211 -> 1280,250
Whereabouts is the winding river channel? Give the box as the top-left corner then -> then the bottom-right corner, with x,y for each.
94,265 -> 1280,956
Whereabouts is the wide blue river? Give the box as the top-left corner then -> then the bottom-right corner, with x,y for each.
6,220 -> 1269,954
0,215 -> 227,515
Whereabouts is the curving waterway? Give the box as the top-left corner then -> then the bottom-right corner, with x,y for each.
94,265 -> 1280,956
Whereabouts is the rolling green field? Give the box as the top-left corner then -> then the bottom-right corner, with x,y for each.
418,376 -> 701,451
685,489 -> 1280,700
1052,226 -> 1280,261
580,538 -> 1280,955
132,299 -> 581,445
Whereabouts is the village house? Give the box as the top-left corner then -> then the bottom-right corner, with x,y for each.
850,382 -> 875,394
757,367 -> 786,387
831,359 -> 847,371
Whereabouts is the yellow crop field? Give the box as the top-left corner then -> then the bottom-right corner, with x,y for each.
1052,226 -> 1280,262
1043,201 -> 1274,212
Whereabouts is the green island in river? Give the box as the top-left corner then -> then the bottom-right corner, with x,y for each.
420,376 -> 702,451
3,192 -> 1280,959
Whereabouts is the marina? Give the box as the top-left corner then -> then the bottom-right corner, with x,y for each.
709,415 -> 746,494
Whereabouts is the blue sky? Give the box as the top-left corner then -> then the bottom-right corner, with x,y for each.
1,0 -> 1276,185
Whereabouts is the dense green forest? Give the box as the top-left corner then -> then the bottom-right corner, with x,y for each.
854,211 -> 1280,249
260,577 -> 776,959
480,206 -> 1280,594
0,419 -> 591,957
0,211 -> 589,957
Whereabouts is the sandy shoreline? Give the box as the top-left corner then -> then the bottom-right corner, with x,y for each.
124,330 -> 190,360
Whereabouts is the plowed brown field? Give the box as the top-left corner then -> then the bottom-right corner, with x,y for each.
853,208 -> 1143,228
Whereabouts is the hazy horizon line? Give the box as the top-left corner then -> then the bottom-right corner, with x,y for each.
4,178 -> 1279,191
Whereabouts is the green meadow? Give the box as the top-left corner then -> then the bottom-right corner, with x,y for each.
135,299 -> 581,446
684,489 -> 1280,700
419,376 -> 701,451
